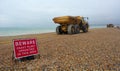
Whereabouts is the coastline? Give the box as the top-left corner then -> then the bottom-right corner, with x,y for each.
0,26 -> 106,37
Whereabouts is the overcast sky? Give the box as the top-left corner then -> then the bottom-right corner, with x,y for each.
0,0 -> 120,27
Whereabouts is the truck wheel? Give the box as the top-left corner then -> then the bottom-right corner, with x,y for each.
56,26 -> 62,34
82,25 -> 88,33
86,23 -> 89,32
68,24 -> 75,34
75,25 -> 80,34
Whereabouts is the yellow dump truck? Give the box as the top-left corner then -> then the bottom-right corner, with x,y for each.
53,16 -> 89,34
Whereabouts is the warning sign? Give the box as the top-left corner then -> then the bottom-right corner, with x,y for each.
13,39 -> 38,59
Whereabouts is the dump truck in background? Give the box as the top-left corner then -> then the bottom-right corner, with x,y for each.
53,16 -> 89,34
107,24 -> 114,28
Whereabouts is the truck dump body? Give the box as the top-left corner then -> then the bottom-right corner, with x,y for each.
53,16 -> 82,25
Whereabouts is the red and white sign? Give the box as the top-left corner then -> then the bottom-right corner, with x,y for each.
13,39 -> 38,59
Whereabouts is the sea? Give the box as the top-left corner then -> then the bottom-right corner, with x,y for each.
0,24 -> 109,36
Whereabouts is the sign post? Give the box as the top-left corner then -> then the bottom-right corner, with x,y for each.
13,39 -> 38,59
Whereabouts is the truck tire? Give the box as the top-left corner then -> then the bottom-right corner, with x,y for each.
82,25 -> 88,33
86,23 -> 89,31
68,24 -> 75,34
56,26 -> 62,34
75,25 -> 80,34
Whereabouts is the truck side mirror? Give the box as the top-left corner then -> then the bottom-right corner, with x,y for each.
87,17 -> 89,20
